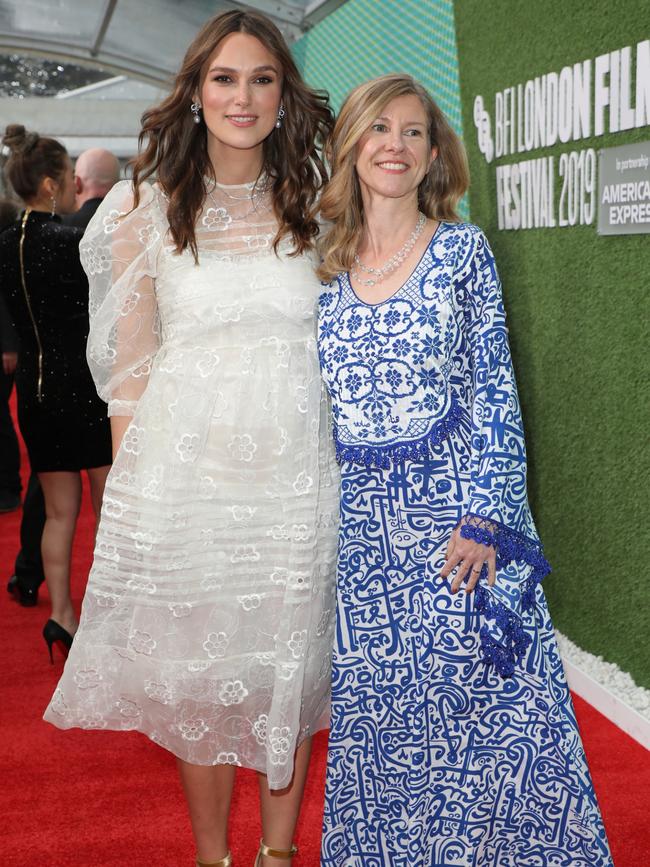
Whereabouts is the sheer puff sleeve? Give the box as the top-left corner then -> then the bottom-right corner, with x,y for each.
82,180 -> 164,418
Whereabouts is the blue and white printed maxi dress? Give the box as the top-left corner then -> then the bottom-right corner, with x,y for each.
317,223 -> 612,867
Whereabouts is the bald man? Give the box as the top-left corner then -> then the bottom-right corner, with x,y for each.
63,148 -> 121,229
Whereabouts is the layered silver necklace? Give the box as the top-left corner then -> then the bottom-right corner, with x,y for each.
204,175 -> 272,223
351,212 -> 427,286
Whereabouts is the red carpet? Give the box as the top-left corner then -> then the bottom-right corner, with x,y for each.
1,404 -> 649,865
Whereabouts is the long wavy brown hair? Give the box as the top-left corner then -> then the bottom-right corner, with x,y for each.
131,10 -> 333,259
317,74 -> 469,282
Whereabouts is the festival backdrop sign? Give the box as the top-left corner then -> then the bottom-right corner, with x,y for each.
455,0 -> 649,690
472,39 -> 650,233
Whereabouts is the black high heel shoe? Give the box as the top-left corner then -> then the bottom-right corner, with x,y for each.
42,619 -> 74,663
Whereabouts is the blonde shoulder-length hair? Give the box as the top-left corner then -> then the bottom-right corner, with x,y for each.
317,74 -> 469,283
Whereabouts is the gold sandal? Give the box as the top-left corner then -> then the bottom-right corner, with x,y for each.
254,839 -> 298,866
196,853 -> 232,867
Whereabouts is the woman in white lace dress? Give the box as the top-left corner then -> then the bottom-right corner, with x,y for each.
43,12 -> 338,867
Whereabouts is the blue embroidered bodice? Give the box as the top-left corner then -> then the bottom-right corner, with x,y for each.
318,223 -> 551,676
319,222 -> 464,465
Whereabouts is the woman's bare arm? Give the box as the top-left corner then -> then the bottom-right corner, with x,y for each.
110,416 -> 131,461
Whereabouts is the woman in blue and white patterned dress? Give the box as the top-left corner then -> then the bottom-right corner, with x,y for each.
316,74 -> 612,867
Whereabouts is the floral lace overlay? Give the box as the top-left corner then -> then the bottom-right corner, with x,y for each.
44,180 -> 339,789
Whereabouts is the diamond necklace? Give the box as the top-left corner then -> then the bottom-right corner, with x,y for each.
351,212 -> 427,287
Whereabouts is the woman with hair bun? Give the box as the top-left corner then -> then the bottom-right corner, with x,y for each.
44,11 -> 338,867
317,74 -> 612,866
0,126 -> 111,654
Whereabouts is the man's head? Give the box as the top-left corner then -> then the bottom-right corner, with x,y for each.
74,148 -> 121,206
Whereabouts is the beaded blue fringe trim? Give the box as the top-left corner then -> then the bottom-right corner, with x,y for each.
334,399 -> 464,469
466,513 -> 551,678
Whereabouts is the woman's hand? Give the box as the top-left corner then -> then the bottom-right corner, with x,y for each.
440,525 -> 497,594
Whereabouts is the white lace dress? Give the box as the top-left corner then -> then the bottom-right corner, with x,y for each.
43,180 -> 339,788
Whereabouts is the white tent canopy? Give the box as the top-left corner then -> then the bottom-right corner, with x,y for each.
0,0 -> 344,85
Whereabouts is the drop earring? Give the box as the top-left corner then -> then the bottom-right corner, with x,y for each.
275,104 -> 285,129
50,196 -> 56,216
191,102 -> 202,124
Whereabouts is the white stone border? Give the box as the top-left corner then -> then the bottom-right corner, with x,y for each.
556,630 -> 650,751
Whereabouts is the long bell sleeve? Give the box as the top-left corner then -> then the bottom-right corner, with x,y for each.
460,227 -> 551,675
82,181 -> 163,418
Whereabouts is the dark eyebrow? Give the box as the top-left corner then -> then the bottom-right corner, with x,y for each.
208,64 -> 278,74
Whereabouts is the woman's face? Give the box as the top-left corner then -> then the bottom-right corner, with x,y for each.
355,94 -> 437,203
199,32 -> 283,166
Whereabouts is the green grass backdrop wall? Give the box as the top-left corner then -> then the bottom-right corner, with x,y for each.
454,0 -> 649,686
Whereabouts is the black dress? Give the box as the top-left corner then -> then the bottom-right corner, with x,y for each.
0,210 -> 111,472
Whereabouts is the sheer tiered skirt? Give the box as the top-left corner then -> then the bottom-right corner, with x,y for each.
44,339 -> 339,789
